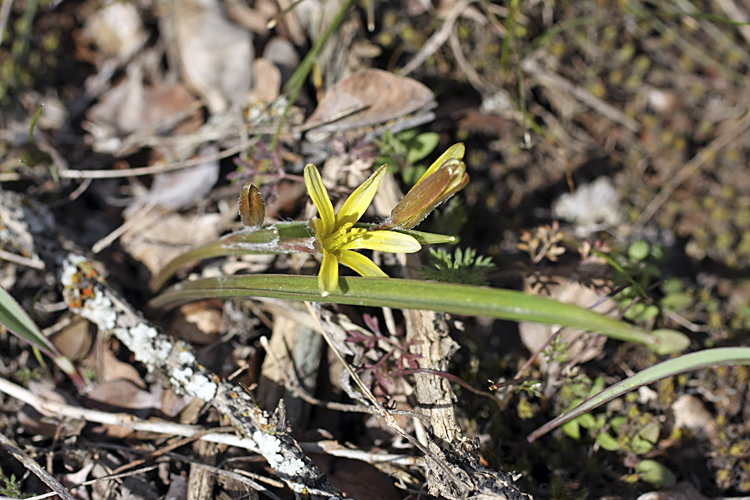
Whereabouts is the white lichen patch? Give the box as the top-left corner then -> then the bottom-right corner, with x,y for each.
81,291 -> 117,330
253,430 -> 305,489
61,254 -> 88,287
178,348 -> 196,365
115,323 -> 161,366
185,373 -> 217,401
171,366 -> 193,387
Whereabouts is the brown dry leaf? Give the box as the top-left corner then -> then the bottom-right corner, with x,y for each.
304,69 -> 435,143
160,388 -> 195,418
248,58 -> 281,104
173,0 -> 254,114
82,1 -> 147,63
52,316 -> 93,362
124,144 -> 220,218
671,394 -> 720,447
120,208 -> 224,275
86,379 -> 163,411
519,277 -> 615,382
99,348 -> 146,388
167,300 -> 225,345
85,68 -> 203,153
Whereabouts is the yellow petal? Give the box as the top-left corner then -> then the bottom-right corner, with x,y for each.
338,250 -> 388,278
318,250 -> 339,296
304,164 -> 335,236
340,230 -> 421,253
415,142 -> 465,187
336,165 -> 387,230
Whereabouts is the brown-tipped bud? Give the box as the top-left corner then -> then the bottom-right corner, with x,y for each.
239,183 -> 265,228
388,158 -> 469,229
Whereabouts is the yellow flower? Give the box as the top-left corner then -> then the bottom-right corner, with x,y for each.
304,163 -> 421,296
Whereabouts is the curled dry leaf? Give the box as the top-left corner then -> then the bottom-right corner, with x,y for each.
85,68 -> 203,153
82,1 -> 147,63
304,69 -> 436,143
173,0 -> 254,114
671,394 -> 720,447
120,209 -> 224,275
124,144 -> 220,218
519,277 -> 616,384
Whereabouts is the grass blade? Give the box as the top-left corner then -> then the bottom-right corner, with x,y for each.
149,274 -> 689,354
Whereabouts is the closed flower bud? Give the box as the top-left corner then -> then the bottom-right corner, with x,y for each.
385,143 -> 469,229
239,183 -> 265,228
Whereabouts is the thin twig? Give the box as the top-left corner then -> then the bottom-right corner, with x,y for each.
520,57 -> 641,133
303,301 -> 464,488
639,108 -> 750,225
59,138 -> 257,180
0,433 -> 76,500
0,249 -> 45,269
400,0 -> 475,76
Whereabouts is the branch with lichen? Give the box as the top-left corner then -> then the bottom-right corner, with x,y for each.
59,253 -> 343,499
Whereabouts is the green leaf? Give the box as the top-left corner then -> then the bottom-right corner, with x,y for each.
660,292 -> 692,312
149,275 -> 686,353
405,132 -> 440,164
637,460 -> 676,487
0,285 -> 58,355
0,285 -> 79,383
562,419 -> 580,439
576,413 -> 597,429
596,432 -> 621,451
610,416 -> 626,433
629,435 -> 654,455
638,421 -> 660,444
628,240 -> 651,262
528,347 -> 750,443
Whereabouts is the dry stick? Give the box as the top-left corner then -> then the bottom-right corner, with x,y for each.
0,377 -> 254,450
303,301 -> 464,489
0,375 -> 424,483
0,433 -> 76,500
15,465 -> 161,500
109,427 -> 236,475
714,0 -> 750,46
400,0 -> 475,76
639,108 -> 750,225
520,58 -> 641,133
449,27 -> 492,93
0,0 -> 13,44
59,138 -> 258,180
0,249 -> 45,269
91,199 -> 157,254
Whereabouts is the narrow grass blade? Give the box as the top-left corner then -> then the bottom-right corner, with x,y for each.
0,285 -> 83,386
149,275 -> 688,354
527,347 -> 750,443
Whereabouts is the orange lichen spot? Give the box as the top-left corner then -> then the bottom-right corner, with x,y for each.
80,284 -> 96,300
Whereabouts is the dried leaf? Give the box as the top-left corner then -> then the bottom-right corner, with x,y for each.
304,69 -> 435,142
174,0 -> 254,113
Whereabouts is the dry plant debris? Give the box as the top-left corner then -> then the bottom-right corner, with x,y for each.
1,0 -> 750,499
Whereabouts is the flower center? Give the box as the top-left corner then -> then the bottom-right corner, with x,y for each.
322,226 -> 368,252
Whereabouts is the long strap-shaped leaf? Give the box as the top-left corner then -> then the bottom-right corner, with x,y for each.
527,347 -> 750,442
149,275 -> 688,354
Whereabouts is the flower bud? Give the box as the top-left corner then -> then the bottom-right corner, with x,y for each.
386,143 -> 469,229
239,183 -> 265,228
